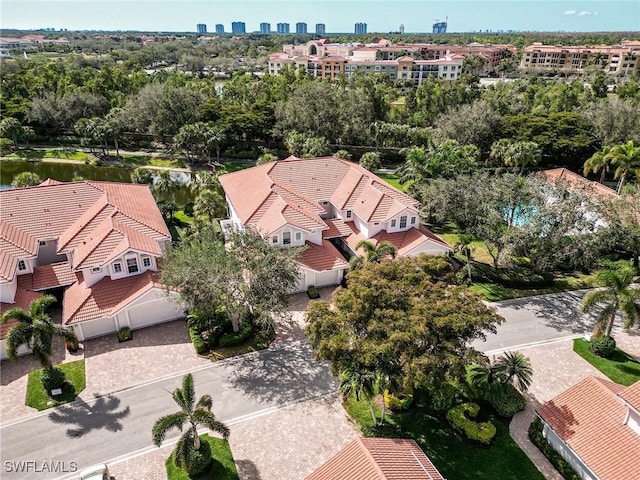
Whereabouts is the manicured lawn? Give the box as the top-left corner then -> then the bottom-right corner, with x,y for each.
470,273 -> 594,302
25,360 -> 86,411
165,435 -> 239,480
3,148 -> 93,162
378,172 -> 405,191
344,396 -> 544,480
573,338 -> 640,386
218,160 -> 254,173
121,154 -> 187,168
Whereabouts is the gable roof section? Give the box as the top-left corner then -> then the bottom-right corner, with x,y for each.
298,240 -> 349,272
540,168 -> 617,199
536,376 -> 640,480
618,380 -> 640,413
371,225 -> 451,256
0,222 -> 38,282
305,437 -> 444,480
63,270 -> 164,325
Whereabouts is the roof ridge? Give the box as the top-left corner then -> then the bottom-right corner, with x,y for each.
282,199 -> 327,230
73,213 -> 117,268
272,178 -> 322,211
356,438 -> 388,480
247,188 -> 278,225
0,222 -> 37,255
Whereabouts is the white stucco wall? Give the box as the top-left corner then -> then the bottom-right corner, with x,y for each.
542,423 -> 598,480
0,278 -> 17,303
0,340 -> 30,361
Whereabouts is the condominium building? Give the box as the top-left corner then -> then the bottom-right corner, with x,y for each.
433,21 -> 447,34
277,22 -> 290,34
316,23 -> 326,35
355,22 -> 367,34
260,22 -> 271,34
215,24 -> 224,34
296,22 -> 307,34
520,41 -> 640,77
231,21 -> 246,34
196,23 -> 207,34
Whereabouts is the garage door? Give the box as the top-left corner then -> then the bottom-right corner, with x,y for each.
127,298 -> 184,330
81,317 -> 117,340
314,270 -> 340,287
0,340 -> 30,360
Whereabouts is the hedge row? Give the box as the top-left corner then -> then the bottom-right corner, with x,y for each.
528,418 -> 581,480
189,326 -> 207,354
446,402 -> 496,446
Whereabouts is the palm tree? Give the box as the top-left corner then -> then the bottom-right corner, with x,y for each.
152,373 -> 229,471
582,266 -> 640,337
493,351 -> 533,393
608,141 -> 640,194
193,189 -> 226,224
205,125 -> 226,164
454,234 -> 475,282
349,240 -> 397,270
467,363 -> 507,404
584,145 -> 614,184
0,117 -> 23,150
338,364 -> 379,426
2,295 -> 77,369
154,170 -> 177,199
503,141 -> 542,174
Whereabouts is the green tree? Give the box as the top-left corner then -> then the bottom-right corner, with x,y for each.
11,172 -> 42,188
349,240 -> 396,270
306,256 -> 503,396
333,149 -> 352,161
493,351 -> 533,392
193,189 -> 226,224
581,266 -> 640,337
2,295 -> 77,369
131,167 -> 155,185
463,54 -> 487,76
359,152 -> 382,172
584,145 -> 613,183
152,373 -> 229,474
256,153 -> 278,165
0,117 -> 24,150
502,141 -> 542,173
454,234 -> 475,282
608,141 -> 640,194
154,170 -> 177,198
338,363 -> 379,425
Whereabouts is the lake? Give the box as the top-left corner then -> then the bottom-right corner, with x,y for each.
0,160 -> 193,205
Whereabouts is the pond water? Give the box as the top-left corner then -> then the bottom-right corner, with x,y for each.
0,160 -> 193,205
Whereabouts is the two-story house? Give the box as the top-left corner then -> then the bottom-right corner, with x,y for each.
537,376 -> 640,480
0,180 -> 184,359
219,156 -> 451,292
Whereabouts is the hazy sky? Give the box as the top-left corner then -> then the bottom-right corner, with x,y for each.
2,0 -> 639,33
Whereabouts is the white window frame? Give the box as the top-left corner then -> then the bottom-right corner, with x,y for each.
400,216 -> 407,228
126,257 -> 139,274
283,231 -> 291,245
17,260 -> 26,271
142,256 -> 152,268
295,232 -> 302,241
346,210 -> 352,219
272,235 -> 278,244
391,219 -> 397,227
91,267 -> 102,273
411,216 -> 416,225
113,262 -> 123,274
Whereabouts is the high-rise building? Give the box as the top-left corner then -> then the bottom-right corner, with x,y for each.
315,23 -> 326,35
231,22 -> 246,34
354,22 -> 367,34
277,22 -> 290,33
197,23 -> 207,34
432,21 -> 447,34
260,22 -> 271,34
296,22 -> 307,34
215,24 -> 224,34
399,24 -> 405,34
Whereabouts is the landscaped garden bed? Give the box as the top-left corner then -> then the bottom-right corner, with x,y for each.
573,338 -> 640,386
25,360 -> 86,411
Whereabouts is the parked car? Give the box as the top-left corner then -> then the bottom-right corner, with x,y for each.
79,464 -> 110,480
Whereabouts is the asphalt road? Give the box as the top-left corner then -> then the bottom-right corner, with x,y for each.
0,342 -> 335,480
472,289 -> 598,353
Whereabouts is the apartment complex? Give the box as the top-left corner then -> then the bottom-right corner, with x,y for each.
196,23 -> 207,34
296,22 -> 308,34
215,24 -> 224,34
231,21 -> 246,34
267,38 -> 512,82
520,40 -> 640,76
354,22 -> 367,34
259,22 -> 270,34
315,23 -> 326,35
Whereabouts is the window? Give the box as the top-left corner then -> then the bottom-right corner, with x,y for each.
411,216 -> 416,225
391,219 -> 396,227
91,267 -> 102,273
127,258 -> 139,274
272,236 -> 278,244
17,260 -> 26,271
295,232 -> 301,241
142,257 -> 152,268
400,216 -> 407,228
39,240 -> 46,246
346,210 -> 352,219
113,262 -> 123,274
283,232 -> 291,245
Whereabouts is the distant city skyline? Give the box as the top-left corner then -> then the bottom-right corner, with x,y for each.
2,0 -> 639,33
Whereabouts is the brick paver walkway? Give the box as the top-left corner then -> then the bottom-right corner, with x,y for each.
108,393 -> 358,480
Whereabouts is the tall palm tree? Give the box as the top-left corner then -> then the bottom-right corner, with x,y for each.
154,170 -> 177,199
2,295 -> 76,368
338,364 -> 379,426
608,141 -> 640,194
349,240 -> 397,270
493,351 -> 533,393
454,234 -> 475,282
584,145 -> 614,184
503,141 -> 542,174
152,373 -> 229,471
193,189 -> 226,224
467,363 -> 507,404
581,266 -> 640,337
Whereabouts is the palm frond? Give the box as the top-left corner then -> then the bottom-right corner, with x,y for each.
192,409 -> 230,440
172,430 -> 194,470
151,412 -> 187,447
4,323 -> 34,361
30,295 -> 57,316
2,307 -> 32,325
196,394 -> 212,411
581,289 -> 614,313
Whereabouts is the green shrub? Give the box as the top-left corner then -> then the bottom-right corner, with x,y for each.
219,323 -> 252,348
185,440 -> 212,475
307,285 -> 320,299
0,138 -> 15,155
117,327 -> 132,342
489,384 -> 526,418
189,326 -> 208,354
431,382 -> 462,413
590,335 -> 616,358
384,388 -> 414,411
472,263 -> 553,288
41,367 -> 66,392
446,403 -> 496,446
528,418 -> 581,480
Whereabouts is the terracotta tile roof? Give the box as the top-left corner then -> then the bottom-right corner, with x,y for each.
0,276 -> 43,340
28,262 -> 77,290
298,240 -> 349,272
305,437 -> 445,480
345,225 -> 450,256
0,181 -> 170,284
62,271 -> 163,325
536,376 -> 640,480
618,381 -> 640,413
323,219 -> 354,239
540,168 -> 617,199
